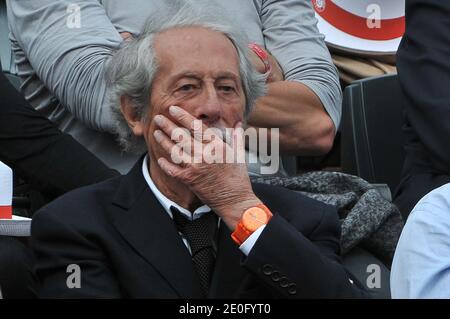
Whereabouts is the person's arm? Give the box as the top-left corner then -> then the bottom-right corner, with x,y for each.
242,204 -> 369,298
0,70 -> 118,200
397,0 -> 450,173
248,0 -> 341,155
153,107 -> 369,298
6,0 -> 122,132
31,206 -> 122,298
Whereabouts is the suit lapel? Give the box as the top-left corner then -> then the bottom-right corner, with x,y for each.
109,156 -> 204,298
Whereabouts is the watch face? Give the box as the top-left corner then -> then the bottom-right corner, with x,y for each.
243,207 -> 270,232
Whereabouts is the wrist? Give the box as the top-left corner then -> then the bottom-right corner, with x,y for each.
231,203 -> 273,246
248,43 -> 271,75
216,195 -> 263,231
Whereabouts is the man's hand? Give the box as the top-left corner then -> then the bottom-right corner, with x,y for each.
153,106 -> 262,231
119,32 -> 133,41
248,47 -> 284,83
247,44 -> 335,155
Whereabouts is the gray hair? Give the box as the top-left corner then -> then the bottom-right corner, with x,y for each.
105,1 -> 266,153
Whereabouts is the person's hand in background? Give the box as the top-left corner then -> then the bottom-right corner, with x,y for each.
246,41 -> 335,155
120,32 -> 133,41
248,44 -> 284,83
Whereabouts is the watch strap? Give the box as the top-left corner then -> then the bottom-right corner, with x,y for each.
231,204 -> 272,246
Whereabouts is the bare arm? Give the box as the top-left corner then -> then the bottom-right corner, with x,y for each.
248,80 -> 335,155
248,0 -> 341,155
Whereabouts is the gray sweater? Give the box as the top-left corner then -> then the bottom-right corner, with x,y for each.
7,0 -> 341,173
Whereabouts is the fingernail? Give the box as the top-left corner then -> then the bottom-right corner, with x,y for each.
153,130 -> 163,142
169,105 -> 181,116
154,115 -> 164,126
191,120 -> 202,131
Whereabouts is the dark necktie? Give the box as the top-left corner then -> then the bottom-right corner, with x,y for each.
171,206 -> 217,296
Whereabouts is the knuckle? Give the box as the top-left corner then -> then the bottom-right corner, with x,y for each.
180,170 -> 195,183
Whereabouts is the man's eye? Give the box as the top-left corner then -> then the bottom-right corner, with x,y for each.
179,84 -> 197,92
219,86 -> 235,93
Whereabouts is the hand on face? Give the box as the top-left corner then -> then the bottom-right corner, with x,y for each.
153,105 -> 262,230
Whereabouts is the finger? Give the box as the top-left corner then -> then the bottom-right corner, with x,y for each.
248,50 -> 266,74
120,32 -> 133,41
232,122 -> 246,163
203,126 -> 227,144
154,114 -> 192,144
169,127 -> 194,154
168,105 -> 209,141
267,56 -> 284,83
157,157 -> 184,178
153,129 -> 192,165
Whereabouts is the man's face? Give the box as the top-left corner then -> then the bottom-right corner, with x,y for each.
140,26 -> 246,162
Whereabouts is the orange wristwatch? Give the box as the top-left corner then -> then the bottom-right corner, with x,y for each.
231,204 -> 273,245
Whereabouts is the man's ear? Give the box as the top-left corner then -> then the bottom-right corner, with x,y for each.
120,95 -> 145,136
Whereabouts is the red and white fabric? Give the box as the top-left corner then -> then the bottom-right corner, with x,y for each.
312,0 -> 405,54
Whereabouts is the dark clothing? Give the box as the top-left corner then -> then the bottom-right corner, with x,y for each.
394,0 -> 450,218
0,66 -> 118,299
31,157 -> 369,298
0,69 -> 118,201
0,237 -> 36,299
395,173 -> 450,220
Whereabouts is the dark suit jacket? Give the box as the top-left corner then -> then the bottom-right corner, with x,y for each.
31,157 -> 369,298
394,0 -> 450,216
0,66 -> 118,201
397,0 -> 450,176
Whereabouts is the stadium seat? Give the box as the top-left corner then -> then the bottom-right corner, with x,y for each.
341,74 -> 405,194
281,156 -> 297,176
342,247 -> 391,298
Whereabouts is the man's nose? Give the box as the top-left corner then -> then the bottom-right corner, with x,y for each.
194,86 -> 221,125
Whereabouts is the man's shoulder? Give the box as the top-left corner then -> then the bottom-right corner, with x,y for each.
32,175 -> 123,226
410,182 -> 450,222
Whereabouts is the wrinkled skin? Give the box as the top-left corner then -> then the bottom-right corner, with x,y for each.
121,27 -> 262,230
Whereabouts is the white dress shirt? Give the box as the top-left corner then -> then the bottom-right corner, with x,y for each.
142,156 -> 265,256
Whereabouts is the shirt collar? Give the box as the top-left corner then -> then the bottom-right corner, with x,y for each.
142,155 -> 211,221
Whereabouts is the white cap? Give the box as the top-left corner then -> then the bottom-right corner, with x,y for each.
312,0 -> 405,55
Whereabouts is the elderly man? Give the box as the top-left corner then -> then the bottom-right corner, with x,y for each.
31,6 -> 367,298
